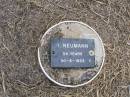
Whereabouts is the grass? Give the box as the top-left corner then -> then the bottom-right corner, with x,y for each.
0,0 -> 130,97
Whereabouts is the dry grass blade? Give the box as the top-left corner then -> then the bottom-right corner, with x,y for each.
2,43 -> 10,53
1,70 -> 8,97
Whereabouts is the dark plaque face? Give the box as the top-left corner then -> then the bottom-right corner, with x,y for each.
51,38 -> 95,68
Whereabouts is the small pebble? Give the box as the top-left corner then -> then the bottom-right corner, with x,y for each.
127,41 -> 130,45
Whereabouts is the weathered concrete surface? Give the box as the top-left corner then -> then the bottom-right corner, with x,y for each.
0,0 -> 130,97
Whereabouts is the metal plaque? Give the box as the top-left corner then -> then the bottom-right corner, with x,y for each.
51,38 -> 95,68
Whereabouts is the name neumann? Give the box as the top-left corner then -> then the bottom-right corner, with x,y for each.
62,43 -> 88,48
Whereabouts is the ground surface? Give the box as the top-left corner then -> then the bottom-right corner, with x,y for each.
0,0 -> 130,97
